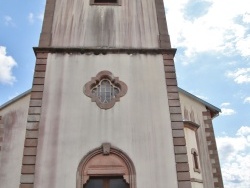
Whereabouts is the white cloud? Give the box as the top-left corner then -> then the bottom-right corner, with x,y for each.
244,97 -> 250,104
0,46 -> 17,85
221,102 -> 230,107
28,13 -> 34,24
236,126 -> 250,137
4,16 -> 15,26
216,126 -> 250,188
220,103 -> 236,116
243,13 -> 250,23
164,0 -> 250,60
28,12 -> 44,24
38,13 -> 44,22
235,35 -> 250,57
220,108 -> 236,116
195,94 -> 208,100
227,68 -> 250,84
4,16 -> 12,23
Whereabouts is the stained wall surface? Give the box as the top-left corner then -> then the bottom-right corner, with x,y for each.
0,94 -> 30,188
179,93 -> 215,188
34,53 -> 178,188
184,127 -> 203,188
51,0 -> 159,48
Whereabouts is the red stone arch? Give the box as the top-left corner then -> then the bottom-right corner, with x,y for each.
77,143 -> 136,188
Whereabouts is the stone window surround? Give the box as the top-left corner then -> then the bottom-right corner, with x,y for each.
191,148 -> 201,173
83,71 -> 127,110
183,120 -> 200,131
183,121 -> 201,173
77,143 -> 136,188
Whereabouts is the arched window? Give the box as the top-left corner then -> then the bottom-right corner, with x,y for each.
83,71 -> 127,110
91,79 -> 120,104
191,148 -> 200,173
77,143 -> 136,188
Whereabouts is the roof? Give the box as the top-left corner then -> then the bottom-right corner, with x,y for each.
178,87 -> 221,118
0,89 -> 31,110
1,88 -> 221,117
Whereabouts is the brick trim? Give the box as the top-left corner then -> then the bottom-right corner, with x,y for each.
154,0 -> 171,48
203,111 -> 224,188
19,53 -> 48,188
163,52 -> 191,188
39,0 -> 56,47
155,1 -> 191,186
0,116 -> 4,153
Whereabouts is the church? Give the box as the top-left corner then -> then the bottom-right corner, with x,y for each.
0,0 -> 224,188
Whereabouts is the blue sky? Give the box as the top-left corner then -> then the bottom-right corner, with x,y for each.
0,0 -> 250,187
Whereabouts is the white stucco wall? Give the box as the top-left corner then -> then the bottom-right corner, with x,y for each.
179,93 -> 215,188
179,92 -> 206,125
191,182 -> 205,188
184,127 -> 203,188
52,0 -> 159,48
34,53 -> 178,188
0,94 -> 30,188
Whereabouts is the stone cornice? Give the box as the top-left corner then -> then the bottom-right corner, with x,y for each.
33,47 -> 177,56
190,178 -> 203,183
183,120 -> 200,131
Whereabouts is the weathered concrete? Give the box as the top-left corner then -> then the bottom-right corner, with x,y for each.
34,53 -> 178,188
179,93 -> 215,188
52,0 -> 159,48
0,94 -> 30,188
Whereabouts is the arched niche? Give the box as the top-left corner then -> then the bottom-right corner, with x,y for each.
77,143 -> 136,188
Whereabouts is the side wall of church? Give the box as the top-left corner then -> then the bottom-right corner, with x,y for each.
33,53 -> 178,188
0,95 -> 30,188
179,93 -> 215,188
184,127 -> 203,188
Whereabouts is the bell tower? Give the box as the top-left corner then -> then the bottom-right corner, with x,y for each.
19,0 -> 192,188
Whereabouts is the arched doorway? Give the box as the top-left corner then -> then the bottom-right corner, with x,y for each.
77,143 -> 136,188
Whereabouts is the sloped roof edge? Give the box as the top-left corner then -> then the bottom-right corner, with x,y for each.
0,89 -> 31,110
1,88 -> 221,115
178,87 -> 221,115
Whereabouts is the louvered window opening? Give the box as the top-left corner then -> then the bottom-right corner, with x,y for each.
94,0 -> 117,3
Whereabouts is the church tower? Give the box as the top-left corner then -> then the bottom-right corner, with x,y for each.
0,0 -> 225,188
7,0 -> 222,188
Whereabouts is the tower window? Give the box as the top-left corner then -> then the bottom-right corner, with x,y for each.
90,0 -> 121,6
91,79 -> 120,104
83,71 -> 127,110
94,0 -> 117,3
